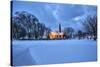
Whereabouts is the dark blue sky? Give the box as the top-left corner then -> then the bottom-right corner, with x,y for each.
12,1 -> 97,31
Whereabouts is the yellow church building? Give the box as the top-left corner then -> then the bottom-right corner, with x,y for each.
49,24 -> 65,39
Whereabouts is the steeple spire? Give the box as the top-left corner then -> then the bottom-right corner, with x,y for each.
59,23 -> 61,33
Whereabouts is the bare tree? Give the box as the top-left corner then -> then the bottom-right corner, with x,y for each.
64,27 -> 74,39
81,15 -> 97,40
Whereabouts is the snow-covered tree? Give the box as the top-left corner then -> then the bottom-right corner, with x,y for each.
11,11 -> 51,39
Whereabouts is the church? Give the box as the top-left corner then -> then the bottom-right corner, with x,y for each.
49,23 -> 65,39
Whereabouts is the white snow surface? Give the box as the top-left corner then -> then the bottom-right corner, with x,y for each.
12,39 -> 97,66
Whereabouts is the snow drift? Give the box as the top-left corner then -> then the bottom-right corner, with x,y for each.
12,39 -> 97,66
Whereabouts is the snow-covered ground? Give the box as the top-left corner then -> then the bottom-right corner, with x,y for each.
12,39 -> 97,66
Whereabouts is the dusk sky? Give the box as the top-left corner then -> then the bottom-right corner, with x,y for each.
12,1 -> 97,31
